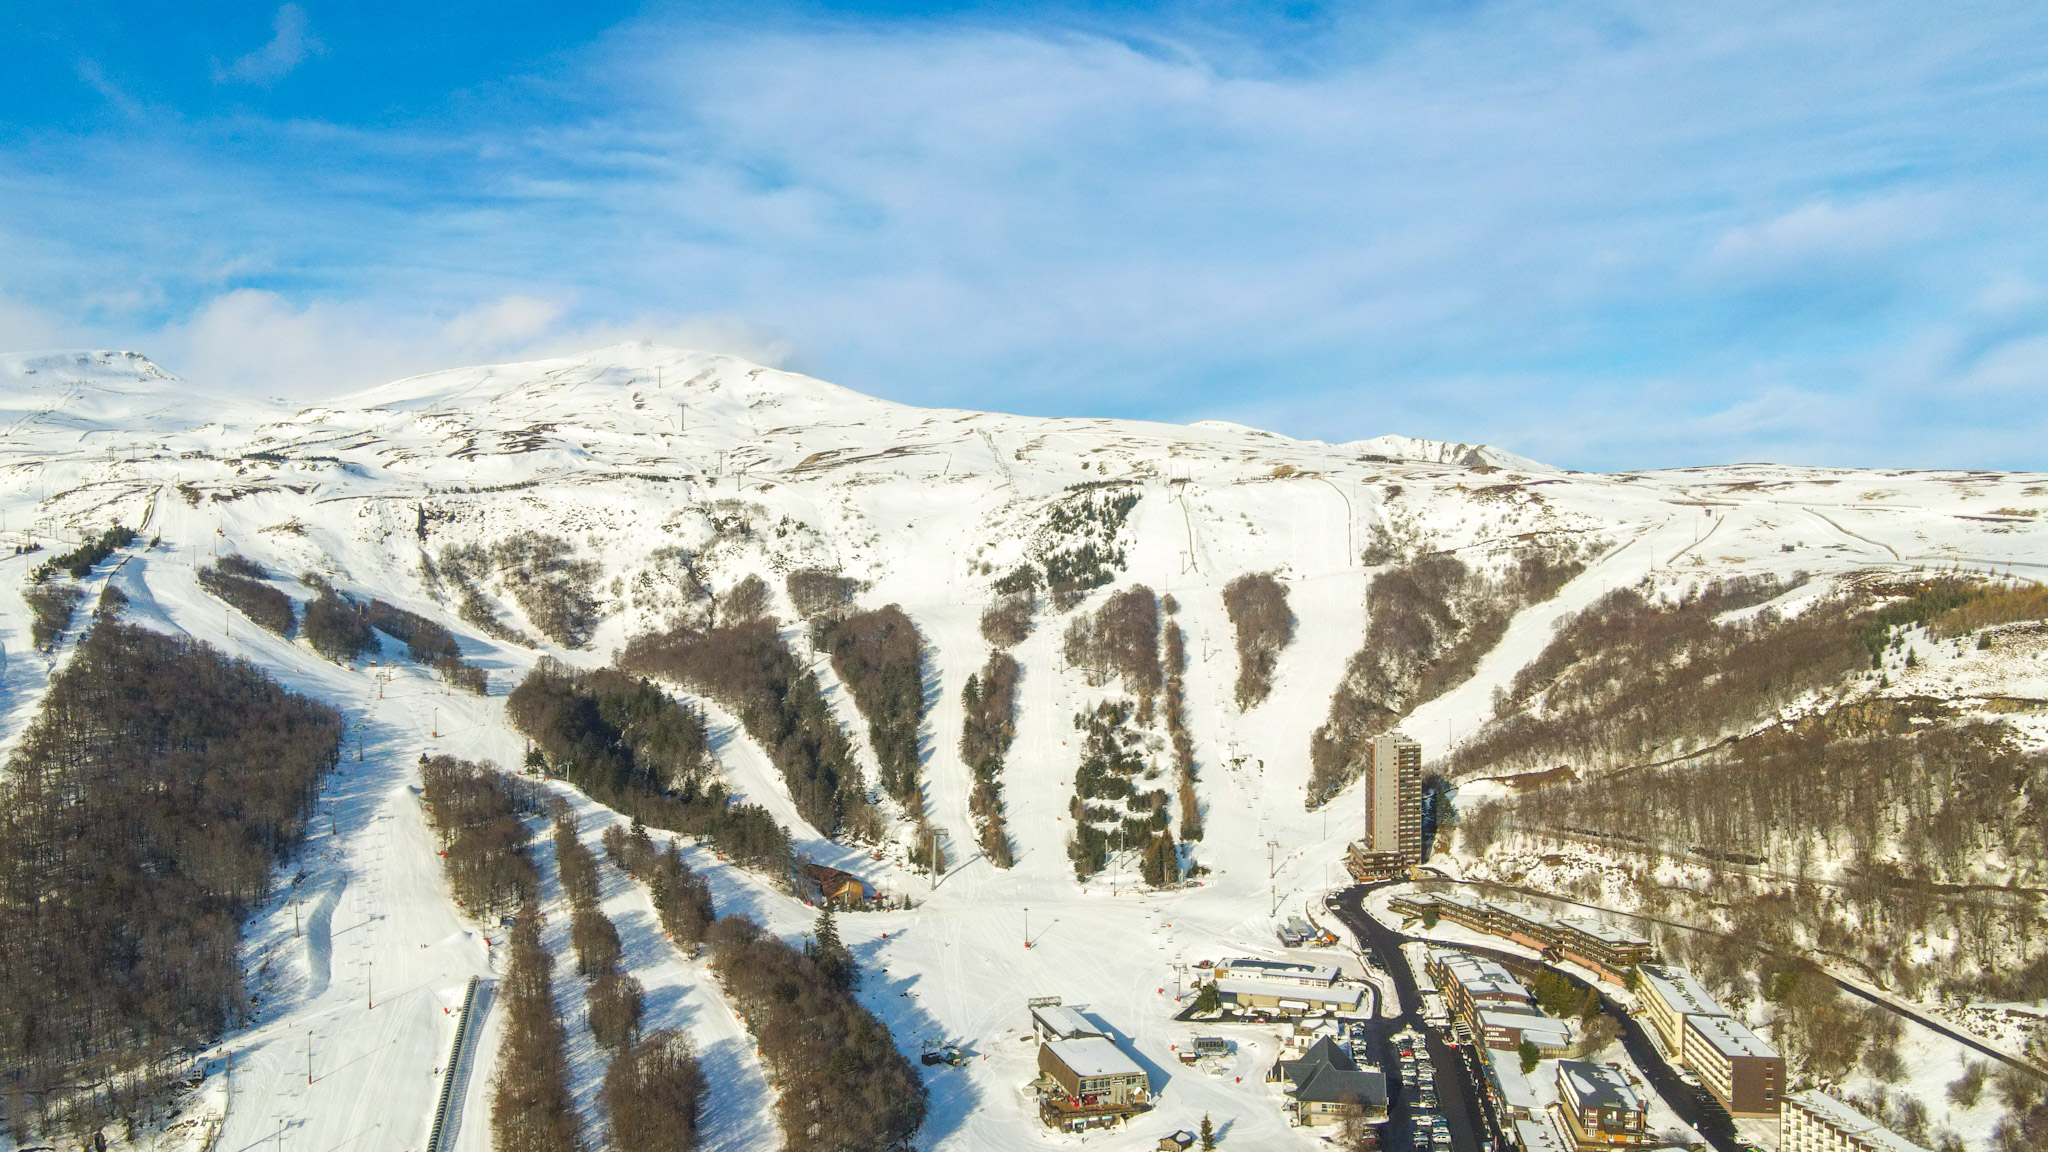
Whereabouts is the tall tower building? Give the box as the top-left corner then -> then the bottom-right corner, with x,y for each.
1345,731 -> 1424,882
1365,732 -> 1423,863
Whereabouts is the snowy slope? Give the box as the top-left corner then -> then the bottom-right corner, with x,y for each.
4,343 -> 2047,1152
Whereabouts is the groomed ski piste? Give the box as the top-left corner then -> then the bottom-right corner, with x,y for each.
3,345 -> 2045,1150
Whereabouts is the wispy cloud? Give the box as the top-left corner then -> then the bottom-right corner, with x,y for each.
7,1 -> 2048,468
215,4 -> 320,86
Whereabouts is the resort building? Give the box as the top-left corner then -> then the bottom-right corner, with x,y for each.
1680,1013 -> 1783,1118
1555,1060 -> 1651,1147
1635,964 -> 1729,1056
1782,1090 -> 1932,1152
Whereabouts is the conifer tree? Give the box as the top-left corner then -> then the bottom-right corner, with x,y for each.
813,905 -> 856,988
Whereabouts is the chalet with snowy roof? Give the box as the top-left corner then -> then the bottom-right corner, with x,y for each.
1482,1048 -> 1541,1121
1555,1060 -> 1651,1147
797,862 -> 873,909
1029,998 -> 1102,1042
1516,1118 -> 1572,1152
1273,1037 -> 1388,1127
1036,1035 -> 1152,1131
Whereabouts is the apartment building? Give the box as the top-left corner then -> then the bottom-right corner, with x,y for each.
1681,1013 -> 1783,1117
1782,1090 -> 1932,1152
1555,1060 -> 1650,1147
1635,964 -> 1728,1055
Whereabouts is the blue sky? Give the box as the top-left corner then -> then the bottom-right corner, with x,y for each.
4,1 -> 2047,470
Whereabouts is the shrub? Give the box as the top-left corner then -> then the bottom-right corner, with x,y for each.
493,532 -> 603,648
1038,486 -> 1139,611
787,569 -> 858,620
1222,572 -> 1293,708
25,582 -> 84,650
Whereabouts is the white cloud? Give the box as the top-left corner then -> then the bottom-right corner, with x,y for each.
151,289 -> 791,399
0,294 -> 75,353
218,4 -> 321,86
1708,196 -> 1935,277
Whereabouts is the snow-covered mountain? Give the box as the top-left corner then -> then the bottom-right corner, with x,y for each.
4,343 -> 2043,1152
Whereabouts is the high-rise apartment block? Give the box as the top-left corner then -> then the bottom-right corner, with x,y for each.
1348,732 -> 1422,880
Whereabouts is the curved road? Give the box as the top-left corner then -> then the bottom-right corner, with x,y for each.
1326,883 -> 1743,1152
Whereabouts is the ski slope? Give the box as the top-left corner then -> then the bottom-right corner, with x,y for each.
3,344 -> 2046,1151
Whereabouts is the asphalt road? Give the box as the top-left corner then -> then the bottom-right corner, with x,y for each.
1325,887 -> 1498,1152
1325,883 -> 1742,1152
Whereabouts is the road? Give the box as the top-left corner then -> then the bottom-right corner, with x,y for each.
1324,887 -> 1500,1152
1325,884 -> 1740,1152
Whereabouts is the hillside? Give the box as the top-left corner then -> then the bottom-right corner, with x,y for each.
3,343 -> 2045,1151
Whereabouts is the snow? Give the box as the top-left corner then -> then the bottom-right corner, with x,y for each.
3,342 -> 2046,1151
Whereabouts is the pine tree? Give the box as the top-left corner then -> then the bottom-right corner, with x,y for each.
812,906 -> 856,988
1200,1113 -> 1216,1150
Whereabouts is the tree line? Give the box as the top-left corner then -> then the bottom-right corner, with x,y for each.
197,553 -> 293,636
1062,584 -> 1163,721
420,755 -> 543,920
706,913 -> 926,1151
1445,574 -> 1873,780
591,820 -> 710,1150
813,605 -> 927,817
1310,547 -> 1583,804
1221,571 -> 1292,709
552,806 -> 648,1072
618,620 -> 880,842
979,566 -> 1038,648
1163,613 -> 1201,841
31,523 -> 134,583
0,620 -> 341,1144
493,903 -> 583,1152
508,659 -> 792,872
960,651 -> 1019,868
601,821 -> 716,953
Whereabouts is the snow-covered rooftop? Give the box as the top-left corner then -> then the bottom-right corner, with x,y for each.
1786,1090 -> 1932,1152
1556,1059 -> 1645,1113
1043,1036 -> 1145,1081
1685,1013 -> 1778,1060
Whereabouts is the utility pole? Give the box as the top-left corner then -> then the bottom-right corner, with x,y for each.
307,1033 -> 313,1085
